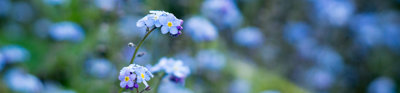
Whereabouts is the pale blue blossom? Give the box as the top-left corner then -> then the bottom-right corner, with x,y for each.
284,22 -> 311,45
118,66 -> 136,88
94,0 -> 115,11
185,16 -> 218,42
309,0 -> 355,26
201,0 -> 243,29
160,13 -> 182,35
49,21 -> 85,42
137,11 -> 183,35
234,27 -> 265,48
229,79 -> 251,93
0,0 -> 11,16
368,77 -> 396,93
158,75 -> 193,93
151,57 -> 190,78
1,45 -> 30,63
0,53 -> 4,71
134,65 -> 154,87
11,2 -> 34,23
3,68 -> 43,92
196,50 -> 226,71
86,58 -> 114,78
350,13 -> 383,47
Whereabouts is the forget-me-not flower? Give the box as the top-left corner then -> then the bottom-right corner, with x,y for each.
137,11 -> 183,35
234,27 -> 265,48
134,65 -> 153,87
1,45 -> 30,63
49,21 -> 85,42
4,68 -> 43,92
86,58 -> 114,78
185,16 -> 218,42
368,76 -> 396,93
119,66 -> 136,89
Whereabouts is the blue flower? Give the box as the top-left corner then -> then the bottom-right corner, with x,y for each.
3,68 -> 43,92
134,65 -> 153,87
158,75 -> 193,93
160,13 -> 182,35
309,0 -> 355,26
201,0 -> 243,29
234,27 -> 265,48
0,53 -> 4,71
185,16 -> 218,42
368,77 -> 396,93
49,21 -> 85,42
118,66 -> 136,88
136,11 -> 183,36
0,0 -> 11,16
284,22 -> 311,45
86,58 -> 114,78
152,57 -> 190,78
94,0 -> 115,11
229,79 -> 251,93
1,45 -> 30,63
196,50 -> 226,71
350,13 -> 382,47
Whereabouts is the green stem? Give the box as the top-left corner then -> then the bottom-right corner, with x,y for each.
154,72 -> 165,93
119,88 -> 123,93
129,27 -> 156,64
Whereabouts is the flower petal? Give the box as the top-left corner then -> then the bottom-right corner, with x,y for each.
170,27 -> 178,34
161,26 -> 169,34
120,81 -> 127,88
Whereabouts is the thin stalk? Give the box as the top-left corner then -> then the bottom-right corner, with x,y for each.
129,27 -> 156,64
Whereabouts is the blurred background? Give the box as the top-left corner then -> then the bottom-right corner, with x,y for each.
0,0 -> 400,93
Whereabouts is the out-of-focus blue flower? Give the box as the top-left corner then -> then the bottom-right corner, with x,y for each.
152,57 -> 190,79
1,45 -> 30,63
43,0 -> 68,5
34,19 -> 52,38
185,16 -> 218,42
0,0 -> 11,16
134,65 -> 154,87
295,38 -> 318,59
86,58 -> 114,78
284,22 -> 311,45
94,0 -> 115,11
350,13 -> 383,47
49,21 -> 85,42
368,77 -> 396,93
201,0 -> 243,30
380,12 -> 400,53
118,65 -> 136,89
305,68 -> 335,90
11,2 -> 34,23
260,90 -> 281,93
0,53 -> 4,71
158,75 -> 193,93
118,16 -> 146,40
234,27 -> 265,48
309,0 -> 355,26
3,68 -> 43,92
42,81 -> 76,93
314,46 -> 344,73
196,50 -> 226,71
229,79 -> 251,93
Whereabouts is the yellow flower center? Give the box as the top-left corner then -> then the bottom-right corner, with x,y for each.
167,22 -> 173,27
141,73 -> 145,79
124,76 -> 130,81
154,16 -> 158,20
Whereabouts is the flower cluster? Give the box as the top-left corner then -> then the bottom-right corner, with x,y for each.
136,11 -> 183,36
118,64 -> 153,89
151,57 -> 190,83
